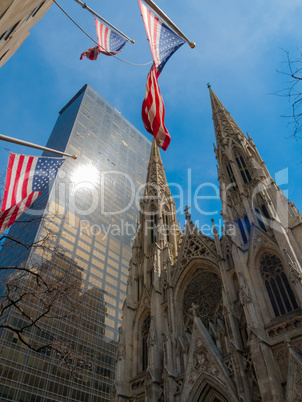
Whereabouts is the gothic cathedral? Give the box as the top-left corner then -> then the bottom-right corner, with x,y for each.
112,88 -> 302,401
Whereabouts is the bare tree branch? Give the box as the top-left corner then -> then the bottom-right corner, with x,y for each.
276,49 -> 302,138
0,235 -> 92,377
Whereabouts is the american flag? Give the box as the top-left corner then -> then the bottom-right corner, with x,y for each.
142,64 -> 170,150
139,1 -> 185,150
80,18 -> 127,61
0,154 -> 65,235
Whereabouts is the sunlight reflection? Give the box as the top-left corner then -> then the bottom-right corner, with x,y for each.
71,164 -> 99,189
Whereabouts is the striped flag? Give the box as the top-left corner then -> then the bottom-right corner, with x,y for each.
0,154 -> 64,235
139,1 -> 185,150
139,1 -> 185,72
142,64 -> 170,150
80,18 -> 127,61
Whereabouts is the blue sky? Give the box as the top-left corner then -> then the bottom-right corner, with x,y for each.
0,0 -> 302,230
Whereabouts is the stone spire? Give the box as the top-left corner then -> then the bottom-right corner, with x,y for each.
144,138 -> 169,197
208,85 -> 246,146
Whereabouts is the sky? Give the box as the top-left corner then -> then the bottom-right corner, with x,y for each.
0,0 -> 302,231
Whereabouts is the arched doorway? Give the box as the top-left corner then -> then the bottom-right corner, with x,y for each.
197,383 -> 230,402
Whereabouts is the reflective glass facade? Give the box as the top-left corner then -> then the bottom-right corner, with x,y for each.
0,85 -> 151,401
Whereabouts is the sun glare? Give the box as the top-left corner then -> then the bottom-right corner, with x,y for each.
71,164 -> 99,189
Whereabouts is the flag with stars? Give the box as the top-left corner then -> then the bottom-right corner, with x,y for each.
80,18 -> 127,61
139,0 -> 185,150
0,154 -> 65,235
139,0 -> 185,73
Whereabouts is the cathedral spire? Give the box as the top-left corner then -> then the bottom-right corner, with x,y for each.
209,86 -> 246,147
144,138 -> 169,197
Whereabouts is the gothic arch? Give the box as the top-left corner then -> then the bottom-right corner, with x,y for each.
188,373 -> 236,402
253,248 -> 298,320
147,201 -> 159,215
174,258 -> 221,304
251,193 -> 270,231
132,308 -> 151,375
162,204 -> 171,243
232,147 -> 252,184
221,154 -> 237,189
174,258 -> 222,335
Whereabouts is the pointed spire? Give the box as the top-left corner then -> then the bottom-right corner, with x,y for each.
208,86 -> 245,146
145,138 -> 169,196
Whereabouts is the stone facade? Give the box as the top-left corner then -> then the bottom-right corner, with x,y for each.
0,0 -> 52,67
112,87 -> 302,401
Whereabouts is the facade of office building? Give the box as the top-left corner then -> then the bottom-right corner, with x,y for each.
0,0 -> 53,67
0,84 -> 151,401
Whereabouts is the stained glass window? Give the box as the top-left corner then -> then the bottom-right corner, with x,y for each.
260,253 -> 298,317
183,269 -> 222,333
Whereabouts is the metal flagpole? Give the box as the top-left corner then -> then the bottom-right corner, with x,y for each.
73,0 -> 135,44
0,134 -> 77,159
141,0 -> 195,48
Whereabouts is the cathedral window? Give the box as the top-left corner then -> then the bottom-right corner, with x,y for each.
183,269 -> 222,334
260,253 -> 298,317
226,164 -> 237,190
149,214 -> 157,243
237,219 -> 248,244
243,215 -> 251,234
234,152 -> 252,184
262,205 -> 270,222
142,314 -> 151,371
164,214 -> 170,243
255,208 -> 266,231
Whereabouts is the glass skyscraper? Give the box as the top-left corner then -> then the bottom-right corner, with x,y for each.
0,84 -> 151,401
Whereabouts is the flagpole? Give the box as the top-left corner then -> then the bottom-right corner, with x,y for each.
141,0 -> 195,48
0,134 -> 77,159
73,0 -> 135,44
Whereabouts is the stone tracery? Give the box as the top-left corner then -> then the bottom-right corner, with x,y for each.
183,269 -> 222,333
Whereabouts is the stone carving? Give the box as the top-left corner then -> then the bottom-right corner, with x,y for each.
116,344 -> 125,360
295,373 -> 302,400
284,248 -> 302,284
188,369 -> 199,385
267,317 -> 302,338
224,357 -> 234,375
175,378 -> 184,393
147,161 -> 167,195
249,156 -> 265,179
116,327 -> 126,360
242,352 -> 252,371
275,348 -> 288,362
181,232 -> 214,267
143,295 -> 151,307
238,274 -> 252,305
239,285 -> 252,305
189,341 -> 218,385
193,345 -> 209,371
147,316 -> 157,346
